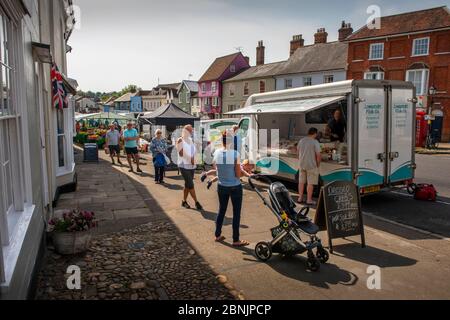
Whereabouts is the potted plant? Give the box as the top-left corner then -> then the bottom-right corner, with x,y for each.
49,209 -> 98,255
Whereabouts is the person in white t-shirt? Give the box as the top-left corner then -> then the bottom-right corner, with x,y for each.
176,125 -> 203,211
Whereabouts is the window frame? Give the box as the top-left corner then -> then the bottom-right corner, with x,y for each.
229,84 -> 235,97
364,71 -> 385,80
0,7 -> 34,284
303,77 -> 312,87
230,64 -> 236,73
243,82 -> 249,96
211,81 -> 217,93
406,69 -> 429,96
284,79 -> 293,89
324,75 -> 334,84
259,80 -> 266,93
369,43 -> 384,60
412,37 -> 430,57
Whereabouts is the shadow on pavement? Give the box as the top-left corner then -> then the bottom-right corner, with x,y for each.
220,242 -> 358,290
332,243 -> 417,268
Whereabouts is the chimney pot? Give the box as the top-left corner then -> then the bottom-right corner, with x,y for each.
314,28 -> 328,44
290,34 -> 304,56
338,20 -> 353,41
256,40 -> 265,66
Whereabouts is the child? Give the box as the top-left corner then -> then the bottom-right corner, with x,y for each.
201,160 -> 255,189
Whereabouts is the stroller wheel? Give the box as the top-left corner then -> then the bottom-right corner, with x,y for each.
316,247 -> 330,264
255,242 -> 272,262
306,257 -> 321,272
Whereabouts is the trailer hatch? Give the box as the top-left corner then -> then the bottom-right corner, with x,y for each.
226,96 -> 346,115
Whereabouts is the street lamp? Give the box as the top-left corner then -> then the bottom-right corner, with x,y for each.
426,85 -> 437,149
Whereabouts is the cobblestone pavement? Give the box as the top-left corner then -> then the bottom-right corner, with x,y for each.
35,222 -> 236,300
34,147 -> 239,300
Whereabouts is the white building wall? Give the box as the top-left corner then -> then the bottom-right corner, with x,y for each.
275,70 -> 347,90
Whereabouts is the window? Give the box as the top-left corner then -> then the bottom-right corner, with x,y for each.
230,65 -> 236,73
1,10 -> 32,282
204,97 -> 211,106
259,80 -> 266,93
201,83 -> 206,93
243,82 -> 249,96
324,75 -> 334,84
285,79 -> 293,89
211,81 -> 217,93
212,97 -> 219,107
303,77 -> 312,87
406,69 -> 429,96
228,105 -> 237,112
369,43 -> 384,60
229,84 -> 235,97
186,92 -> 190,104
364,72 -> 384,80
412,37 -> 429,56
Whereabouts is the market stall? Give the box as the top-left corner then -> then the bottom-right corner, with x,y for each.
138,103 -> 200,169
75,112 -> 135,147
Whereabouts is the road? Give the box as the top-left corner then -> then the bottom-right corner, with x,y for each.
118,152 -> 450,300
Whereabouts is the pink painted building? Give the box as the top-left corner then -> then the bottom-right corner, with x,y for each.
198,52 -> 250,118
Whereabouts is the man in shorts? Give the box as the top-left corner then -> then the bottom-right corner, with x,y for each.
105,124 -> 122,166
297,128 -> 321,206
123,122 -> 143,173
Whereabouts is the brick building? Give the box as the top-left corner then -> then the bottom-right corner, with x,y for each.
346,6 -> 450,141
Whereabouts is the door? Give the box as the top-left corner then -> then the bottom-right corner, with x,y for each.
388,87 -> 415,183
356,86 -> 387,188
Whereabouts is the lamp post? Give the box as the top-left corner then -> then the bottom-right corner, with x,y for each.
426,85 -> 437,149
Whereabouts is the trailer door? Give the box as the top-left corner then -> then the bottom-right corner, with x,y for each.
356,86 -> 387,189
388,87 -> 415,184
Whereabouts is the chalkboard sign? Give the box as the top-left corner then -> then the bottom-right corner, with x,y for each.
314,181 -> 365,253
83,143 -> 99,163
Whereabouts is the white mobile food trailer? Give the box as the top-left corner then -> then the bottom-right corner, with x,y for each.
227,80 -> 417,195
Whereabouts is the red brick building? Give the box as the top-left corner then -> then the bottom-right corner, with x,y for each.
346,6 -> 450,141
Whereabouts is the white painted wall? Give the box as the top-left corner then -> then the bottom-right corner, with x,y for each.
275,70 -> 347,91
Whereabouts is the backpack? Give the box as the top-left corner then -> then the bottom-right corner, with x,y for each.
413,184 -> 437,202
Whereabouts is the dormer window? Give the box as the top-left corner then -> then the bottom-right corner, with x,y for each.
230,64 -> 236,73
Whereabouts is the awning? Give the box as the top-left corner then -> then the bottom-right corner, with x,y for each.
226,95 -> 346,115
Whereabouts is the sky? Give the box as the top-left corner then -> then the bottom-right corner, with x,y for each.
68,0 -> 450,92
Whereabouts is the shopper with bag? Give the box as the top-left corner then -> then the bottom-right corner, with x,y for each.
150,129 -> 168,184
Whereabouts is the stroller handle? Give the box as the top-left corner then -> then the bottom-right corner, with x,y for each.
248,174 -> 272,190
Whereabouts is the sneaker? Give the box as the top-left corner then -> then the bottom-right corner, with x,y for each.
195,202 -> 204,211
207,181 -> 213,190
137,168 -> 143,173
182,201 -> 191,209
200,173 -> 207,183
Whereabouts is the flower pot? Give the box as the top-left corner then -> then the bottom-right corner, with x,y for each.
52,231 -> 92,255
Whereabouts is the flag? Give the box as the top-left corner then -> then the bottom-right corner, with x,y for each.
51,63 -> 69,110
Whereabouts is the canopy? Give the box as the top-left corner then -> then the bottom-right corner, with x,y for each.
139,103 -> 199,126
75,112 -> 134,122
226,96 -> 346,115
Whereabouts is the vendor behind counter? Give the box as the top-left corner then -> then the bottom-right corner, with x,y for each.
326,109 -> 346,143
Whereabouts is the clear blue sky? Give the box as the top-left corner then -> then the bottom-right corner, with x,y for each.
68,0 -> 450,92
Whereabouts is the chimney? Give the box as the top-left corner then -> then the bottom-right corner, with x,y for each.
314,28 -> 328,44
244,56 -> 250,65
338,21 -> 353,41
256,40 -> 265,66
290,34 -> 304,56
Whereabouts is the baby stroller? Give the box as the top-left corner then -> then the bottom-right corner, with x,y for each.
249,175 -> 329,272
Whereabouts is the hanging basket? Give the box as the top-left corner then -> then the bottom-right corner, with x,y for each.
52,231 -> 92,255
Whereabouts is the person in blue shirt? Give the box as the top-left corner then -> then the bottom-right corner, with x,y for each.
212,131 -> 250,247
150,129 -> 168,184
123,122 -> 143,173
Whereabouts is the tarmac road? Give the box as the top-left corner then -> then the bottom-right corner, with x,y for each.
119,152 -> 450,300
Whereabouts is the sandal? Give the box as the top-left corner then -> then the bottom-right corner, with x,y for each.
233,240 -> 250,247
215,236 -> 226,242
